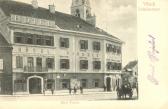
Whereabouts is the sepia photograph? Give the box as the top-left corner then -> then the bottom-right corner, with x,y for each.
0,0 -> 138,101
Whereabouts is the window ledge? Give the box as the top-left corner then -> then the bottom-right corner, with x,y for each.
93,69 -> 101,71
13,43 -> 56,48
80,69 -> 88,71
60,69 -> 69,71
80,49 -> 88,52
60,47 -> 69,49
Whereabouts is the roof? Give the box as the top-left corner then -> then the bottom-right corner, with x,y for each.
124,60 -> 138,70
0,0 -> 121,42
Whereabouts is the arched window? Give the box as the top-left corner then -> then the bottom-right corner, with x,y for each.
76,9 -> 80,17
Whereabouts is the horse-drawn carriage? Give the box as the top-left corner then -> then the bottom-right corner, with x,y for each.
116,82 -> 133,99
116,73 -> 134,99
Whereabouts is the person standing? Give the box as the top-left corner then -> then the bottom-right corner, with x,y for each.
103,85 -> 106,92
80,86 -> 83,94
43,89 -> 45,96
136,82 -> 138,98
51,87 -> 54,95
69,87 -> 72,94
74,86 -> 77,94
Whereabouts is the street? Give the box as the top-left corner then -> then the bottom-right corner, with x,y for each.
0,90 -> 138,101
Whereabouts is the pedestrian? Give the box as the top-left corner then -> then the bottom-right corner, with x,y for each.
51,87 -> 54,95
74,86 -> 77,94
43,89 -> 45,96
136,82 -> 138,97
103,85 -> 106,92
80,86 -> 83,94
69,87 -> 72,94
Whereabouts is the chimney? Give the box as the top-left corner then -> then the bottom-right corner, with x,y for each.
49,4 -> 55,14
31,0 -> 38,9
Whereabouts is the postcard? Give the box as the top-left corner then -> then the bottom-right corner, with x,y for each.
0,0 -> 167,109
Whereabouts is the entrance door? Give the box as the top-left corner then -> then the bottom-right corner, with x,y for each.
29,78 -> 42,94
106,77 -> 111,91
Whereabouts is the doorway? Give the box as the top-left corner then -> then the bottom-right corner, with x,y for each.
106,77 -> 111,91
29,78 -> 42,94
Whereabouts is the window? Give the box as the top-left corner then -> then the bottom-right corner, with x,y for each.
14,32 -> 24,43
60,59 -> 69,69
76,9 -> 80,17
80,60 -> 88,70
107,62 -> 112,70
93,79 -> 99,88
27,57 -> 34,72
36,57 -> 42,72
46,58 -> 54,69
45,37 -> 51,46
112,45 -> 117,53
107,62 -> 115,70
81,79 -> 87,88
14,79 -> 26,92
116,63 -> 122,70
106,44 -> 112,52
117,46 -> 121,54
26,36 -> 33,44
80,40 -> 88,50
15,15 -> 21,22
14,32 -> 54,46
93,61 -> 101,70
47,79 -> 54,89
106,43 -> 117,53
16,56 -> 23,68
107,62 -> 121,70
61,79 -> 70,89
93,41 -> 100,51
60,38 -> 69,48
36,36 -> 43,45
14,36 -> 22,43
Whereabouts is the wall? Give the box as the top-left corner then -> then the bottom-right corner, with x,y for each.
0,34 -> 13,94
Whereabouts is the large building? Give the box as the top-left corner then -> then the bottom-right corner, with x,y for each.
0,0 -> 123,94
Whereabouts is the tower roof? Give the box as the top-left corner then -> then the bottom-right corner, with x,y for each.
0,0 -> 122,43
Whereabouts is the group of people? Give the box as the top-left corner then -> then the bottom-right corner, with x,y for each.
43,86 -> 84,95
68,86 -> 83,94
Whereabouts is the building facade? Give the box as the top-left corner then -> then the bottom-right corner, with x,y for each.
0,0 -> 123,94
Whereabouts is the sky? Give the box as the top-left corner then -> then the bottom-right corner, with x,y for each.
13,0 -> 137,66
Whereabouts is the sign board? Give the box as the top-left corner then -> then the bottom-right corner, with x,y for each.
0,59 -> 3,70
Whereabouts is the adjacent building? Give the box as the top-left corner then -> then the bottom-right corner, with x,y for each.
0,0 -> 123,94
123,60 -> 138,88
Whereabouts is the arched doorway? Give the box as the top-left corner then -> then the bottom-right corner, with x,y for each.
106,77 -> 111,91
27,76 -> 43,94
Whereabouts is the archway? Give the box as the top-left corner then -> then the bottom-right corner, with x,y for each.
27,76 -> 43,94
106,77 -> 111,91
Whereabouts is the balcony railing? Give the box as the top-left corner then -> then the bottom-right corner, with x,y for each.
24,66 -> 55,73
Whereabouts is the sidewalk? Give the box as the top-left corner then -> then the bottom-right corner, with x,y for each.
0,90 -> 117,97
